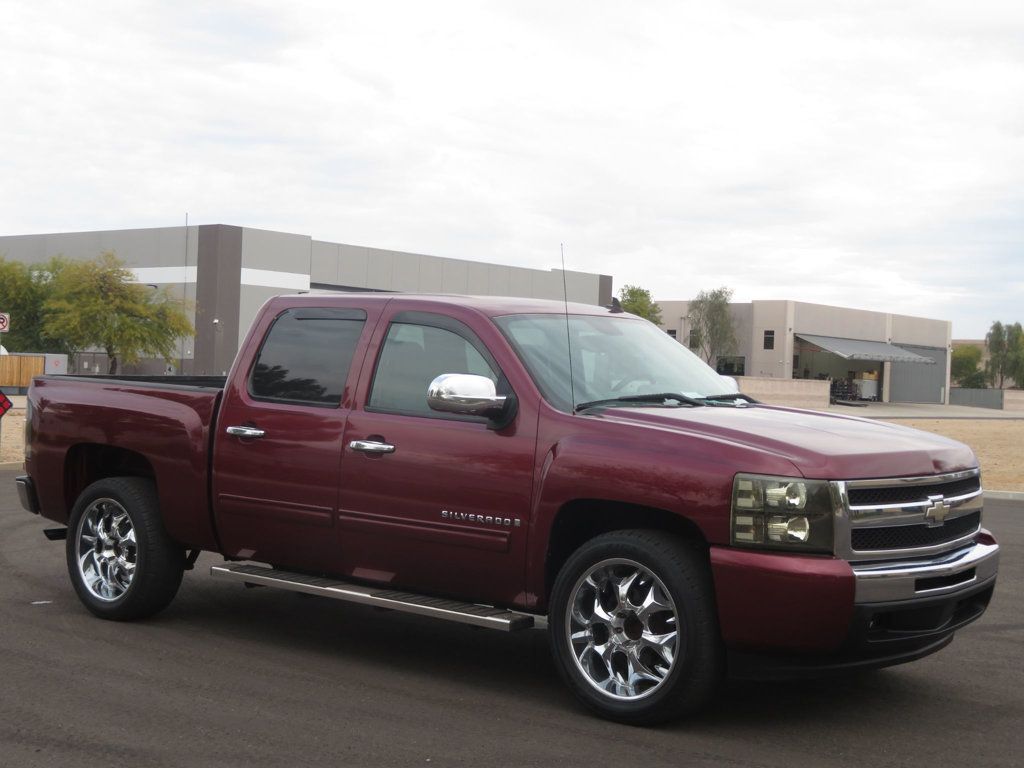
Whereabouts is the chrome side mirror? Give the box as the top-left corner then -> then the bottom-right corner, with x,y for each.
427,373 -> 507,417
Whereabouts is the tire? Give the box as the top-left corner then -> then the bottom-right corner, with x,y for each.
66,477 -> 185,621
548,530 -> 723,724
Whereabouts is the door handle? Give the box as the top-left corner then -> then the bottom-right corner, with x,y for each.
349,439 -> 395,454
226,426 -> 266,438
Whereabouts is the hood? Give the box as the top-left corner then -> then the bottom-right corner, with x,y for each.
594,404 -> 977,480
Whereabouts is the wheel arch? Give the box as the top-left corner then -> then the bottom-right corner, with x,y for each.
63,444 -> 157,516
544,499 -> 709,605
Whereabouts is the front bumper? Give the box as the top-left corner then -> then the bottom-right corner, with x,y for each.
852,538 -> 999,603
712,533 -> 999,679
16,475 -> 40,514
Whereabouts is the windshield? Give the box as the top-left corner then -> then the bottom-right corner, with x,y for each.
494,313 -> 735,413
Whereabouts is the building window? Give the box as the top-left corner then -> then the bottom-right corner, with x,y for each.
688,329 -> 700,350
716,356 -> 745,376
666,329 -> 677,339
763,330 -> 775,350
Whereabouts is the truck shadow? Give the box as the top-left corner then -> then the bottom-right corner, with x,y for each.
173,571 -> 943,730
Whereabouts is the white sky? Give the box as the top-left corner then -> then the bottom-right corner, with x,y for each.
2,1 -> 1022,338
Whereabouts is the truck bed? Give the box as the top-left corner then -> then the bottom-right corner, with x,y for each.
25,374 -> 225,551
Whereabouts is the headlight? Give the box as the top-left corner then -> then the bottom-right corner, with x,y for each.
731,474 -> 834,553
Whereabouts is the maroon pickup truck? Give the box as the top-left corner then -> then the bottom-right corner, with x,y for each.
14,294 -> 999,723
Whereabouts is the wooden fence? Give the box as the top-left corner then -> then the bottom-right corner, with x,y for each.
0,355 -> 45,388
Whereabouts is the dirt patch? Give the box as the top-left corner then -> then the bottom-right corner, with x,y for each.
0,409 -> 24,465
884,419 -> 1024,492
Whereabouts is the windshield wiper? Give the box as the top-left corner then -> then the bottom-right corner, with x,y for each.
698,393 -> 759,405
574,392 -> 706,413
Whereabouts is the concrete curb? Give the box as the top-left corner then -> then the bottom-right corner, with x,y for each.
985,490 -> 1024,501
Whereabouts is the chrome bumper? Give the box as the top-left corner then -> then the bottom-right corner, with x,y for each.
853,539 -> 999,603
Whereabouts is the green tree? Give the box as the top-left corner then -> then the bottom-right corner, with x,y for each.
617,284 -> 663,325
1007,323 -> 1024,389
43,252 -> 194,374
985,321 -> 1024,388
688,286 -> 737,365
951,345 -> 984,387
0,256 -> 73,353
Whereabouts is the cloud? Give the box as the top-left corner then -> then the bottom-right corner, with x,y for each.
1,1 -> 1021,337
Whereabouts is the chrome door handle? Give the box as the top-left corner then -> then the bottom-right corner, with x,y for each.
349,439 -> 395,454
226,426 -> 266,438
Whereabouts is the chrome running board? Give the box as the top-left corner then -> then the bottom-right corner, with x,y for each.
210,563 -> 535,632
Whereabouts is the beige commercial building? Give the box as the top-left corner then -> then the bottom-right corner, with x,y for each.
0,225 -> 612,375
658,299 -> 952,404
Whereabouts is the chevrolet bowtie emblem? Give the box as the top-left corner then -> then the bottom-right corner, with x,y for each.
924,495 -> 952,526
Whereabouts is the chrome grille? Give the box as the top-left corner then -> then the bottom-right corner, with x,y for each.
846,476 -> 980,507
837,469 -> 984,562
850,511 -> 981,551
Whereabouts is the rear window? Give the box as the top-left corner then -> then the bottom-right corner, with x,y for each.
249,308 -> 366,406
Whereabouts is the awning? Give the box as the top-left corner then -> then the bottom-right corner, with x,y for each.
795,334 -> 936,364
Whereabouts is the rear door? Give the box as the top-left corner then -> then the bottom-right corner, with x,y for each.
336,309 -> 538,607
212,301 -> 383,573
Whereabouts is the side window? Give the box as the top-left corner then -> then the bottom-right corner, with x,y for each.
249,308 -> 366,406
369,322 -> 498,416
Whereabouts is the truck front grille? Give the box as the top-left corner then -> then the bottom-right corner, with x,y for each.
847,475 -> 980,507
840,469 -> 983,561
851,511 -> 981,552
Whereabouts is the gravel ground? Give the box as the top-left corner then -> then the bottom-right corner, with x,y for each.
0,408 -> 23,465
2,408 -> 1021,490
888,418 -> 1023,492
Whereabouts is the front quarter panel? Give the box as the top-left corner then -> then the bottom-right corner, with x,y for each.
526,407 -> 803,608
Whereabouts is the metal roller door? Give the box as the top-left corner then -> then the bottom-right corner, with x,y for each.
889,345 -> 947,403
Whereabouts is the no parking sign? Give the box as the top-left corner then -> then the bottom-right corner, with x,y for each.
0,313 -> 9,333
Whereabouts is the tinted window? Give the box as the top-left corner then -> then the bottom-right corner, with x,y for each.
250,308 -> 366,406
369,322 -> 497,416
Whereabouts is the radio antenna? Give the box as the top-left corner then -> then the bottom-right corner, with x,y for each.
561,243 -> 576,412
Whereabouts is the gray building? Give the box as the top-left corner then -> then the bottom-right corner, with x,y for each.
658,299 -> 952,404
0,225 -> 613,375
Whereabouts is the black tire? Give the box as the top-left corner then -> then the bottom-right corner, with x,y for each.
66,477 -> 185,621
548,530 -> 723,724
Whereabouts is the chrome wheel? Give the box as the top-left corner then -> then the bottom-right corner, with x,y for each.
76,498 -> 137,602
566,557 -> 679,700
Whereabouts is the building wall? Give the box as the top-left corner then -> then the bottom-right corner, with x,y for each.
1,225 -> 611,376
657,296 -> 953,403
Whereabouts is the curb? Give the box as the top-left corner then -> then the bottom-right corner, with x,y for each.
985,490 -> 1024,501
1,462 -> 24,471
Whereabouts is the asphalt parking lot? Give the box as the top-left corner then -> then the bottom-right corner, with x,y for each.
1,468 -> 1021,768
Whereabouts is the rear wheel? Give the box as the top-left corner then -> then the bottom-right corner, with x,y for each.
549,530 -> 722,724
66,477 -> 185,620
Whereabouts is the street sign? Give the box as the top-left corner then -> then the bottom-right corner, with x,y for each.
0,313 -> 9,333
0,392 -> 12,417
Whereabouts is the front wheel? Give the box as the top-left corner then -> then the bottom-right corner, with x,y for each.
548,530 -> 723,724
66,477 -> 185,621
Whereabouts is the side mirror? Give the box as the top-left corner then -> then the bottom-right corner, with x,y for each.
428,373 -> 507,417
427,373 -> 517,430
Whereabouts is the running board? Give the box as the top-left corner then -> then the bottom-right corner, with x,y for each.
210,563 -> 535,632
